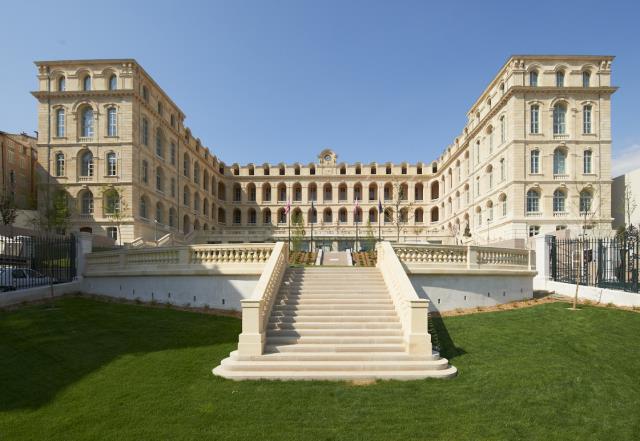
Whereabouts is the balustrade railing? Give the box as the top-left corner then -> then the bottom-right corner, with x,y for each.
376,242 -> 431,355
393,243 -> 534,272
85,243 -> 275,275
237,242 -> 288,356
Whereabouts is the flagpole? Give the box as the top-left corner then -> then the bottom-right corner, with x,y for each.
310,202 -> 314,252
288,205 -> 291,252
378,200 -> 382,242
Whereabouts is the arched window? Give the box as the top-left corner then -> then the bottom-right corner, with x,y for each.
583,105 -> 592,134
368,183 -> 378,201
142,85 -> 149,102
323,208 -> 333,223
108,74 -> 117,90
183,153 -> 190,177
430,207 -> 439,223
278,208 -> 287,224
499,194 -> 508,217
263,208 -> 272,225
526,189 -> 540,213
553,189 -> 566,213
83,75 -> 92,91
582,71 -> 591,88
556,70 -> 565,87
338,183 -> 347,201
339,208 -> 347,223
81,107 -> 94,138
233,209 -> 242,225
529,70 -> 538,87
262,183 -> 272,202
104,107 -> 116,136
141,117 -> 149,146
369,208 -> 378,223
156,167 -> 164,191
500,158 -> 506,181
580,190 -> 593,213
141,160 -> 148,183
530,150 -> 540,174
193,162 -> 200,184
218,182 -> 226,200
323,184 -> 332,202
500,116 -> 506,143
233,183 -> 242,202
194,193 -> 200,214
583,150 -> 593,174
104,189 -> 120,214
169,208 -> 177,228
106,152 -> 117,176
293,183 -> 302,201
58,76 -> 66,91
55,152 -> 65,176
553,148 -> 567,175
217,208 -> 226,225
155,128 -> 164,157
183,186 -> 190,206
430,181 -> 439,200
415,208 -> 424,223
56,108 -> 65,137
308,183 -> 317,202
553,103 -> 566,135
81,191 -> 94,214
80,151 -> 94,177
530,104 -> 539,134
139,196 -> 148,219
384,183 -> 393,201
247,183 -> 256,202
248,208 -> 257,224
156,202 -> 164,224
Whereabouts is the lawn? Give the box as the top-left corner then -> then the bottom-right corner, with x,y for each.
1,297 -> 639,441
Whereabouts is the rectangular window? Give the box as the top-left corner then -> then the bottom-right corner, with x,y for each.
107,227 -> 118,241
142,161 -> 148,183
56,111 -> 65,137
530,106 -> 539,134
171,178 -> 176,197
530,151 -> 540,174
107,109 -> 117,136
170,142 -> 176,165
528,226 -> 540,237
583,151 -> 592,174
141,118 -> 149,146
583,106 -> 592,134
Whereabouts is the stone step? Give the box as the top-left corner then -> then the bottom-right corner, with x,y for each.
277,293 -> 391,299
235,350 -> 438,362
272,304 -> 395,311
269,315 -> 399,323
212,366 -> 458,381
271,311 -> 398,319
220,358 -> 449,372
267,328 -> 403,337
268,322 -> 402,330
264,343 -> 407,353
266,335 -> 404,345
274,298 -> 393,306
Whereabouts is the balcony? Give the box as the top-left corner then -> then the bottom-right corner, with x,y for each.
526,211 -> 542,217
553,211 -> 569,218
553,174 -> 569,181
553,133 -> 569,141
78,136 -> 94,143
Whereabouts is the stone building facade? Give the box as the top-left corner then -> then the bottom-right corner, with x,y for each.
32,55 -> 615,247
0,131 -> 38,210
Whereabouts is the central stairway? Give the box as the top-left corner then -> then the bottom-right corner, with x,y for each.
214,267 -> 457,380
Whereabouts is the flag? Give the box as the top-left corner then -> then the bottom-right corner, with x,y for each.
284,200 -> 291,215
354,197 -> 359,213
378,199 -> 383,213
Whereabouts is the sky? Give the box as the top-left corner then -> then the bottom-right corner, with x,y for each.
1,0 -> 639,175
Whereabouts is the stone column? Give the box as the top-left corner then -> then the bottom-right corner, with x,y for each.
76,231 -> 93,279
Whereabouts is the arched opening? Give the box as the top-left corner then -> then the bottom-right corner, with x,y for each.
369,207 -> 378,223
323,183 -> 332,202
338,183 -> 348,201
183,215 -> 191,234
415,208 -> 424,223
263,208 -> 272,225
368,183 -> 378,201
415,183 -> 424,201
430,181 -> 439,200
430,206 -> 439,223
323,208 -> 333,223
262,183 -> 271,202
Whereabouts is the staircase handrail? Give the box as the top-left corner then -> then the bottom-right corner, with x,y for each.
376,241 -> 431,355
237,241 -> 289,357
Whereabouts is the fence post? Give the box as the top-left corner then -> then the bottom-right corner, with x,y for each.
533,234 -> 552,290
76,232 -> 93,280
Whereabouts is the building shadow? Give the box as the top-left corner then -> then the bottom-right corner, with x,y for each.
0,296 -> 240,411
429,314 -> 466,360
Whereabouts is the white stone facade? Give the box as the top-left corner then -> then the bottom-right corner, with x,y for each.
32,55 -> 616,246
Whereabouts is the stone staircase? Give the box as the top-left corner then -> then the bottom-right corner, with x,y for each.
214,267 -> 457,380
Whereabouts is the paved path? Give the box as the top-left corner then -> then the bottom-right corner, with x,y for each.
322,251 -> 350,266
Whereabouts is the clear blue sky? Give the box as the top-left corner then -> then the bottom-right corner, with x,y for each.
1,0 -> 638,174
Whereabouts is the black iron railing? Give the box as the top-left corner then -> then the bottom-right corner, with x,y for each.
548,236 -> 639,293
0,232 -> 76,292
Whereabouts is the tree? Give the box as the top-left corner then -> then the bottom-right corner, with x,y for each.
40,187 -> 73,234
362,220 -> 376,251
623,183 -> 637,229
0,192 -> 18,226
383,182 -> 414,243
102,186 -> 128,246
290,211 -> 306,252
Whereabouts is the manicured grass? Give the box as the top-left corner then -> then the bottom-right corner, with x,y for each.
1,297 -> 639,441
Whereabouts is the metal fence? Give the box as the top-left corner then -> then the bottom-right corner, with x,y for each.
0,232 -> 76,291
548,236 -> 639,293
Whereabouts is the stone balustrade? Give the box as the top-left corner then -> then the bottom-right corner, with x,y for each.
237,242 -> 289,357
85,243 -> 275,276
393,243 -> 535,274
376,241 -> 431,355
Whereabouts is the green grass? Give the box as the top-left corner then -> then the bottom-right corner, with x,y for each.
1,297 -> 639,441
